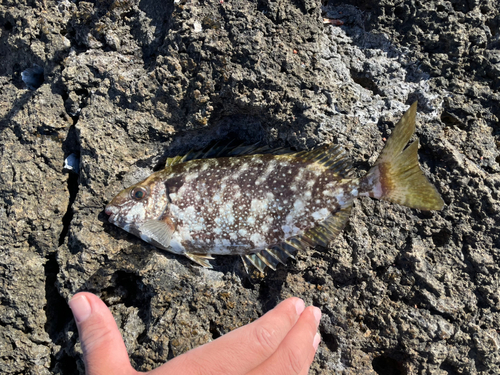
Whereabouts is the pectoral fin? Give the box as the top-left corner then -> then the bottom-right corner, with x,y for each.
139,219 -> 173,250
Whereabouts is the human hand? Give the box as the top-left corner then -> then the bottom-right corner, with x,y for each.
69,292 -> 321,375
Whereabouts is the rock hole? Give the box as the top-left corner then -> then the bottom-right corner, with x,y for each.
50,353 -> 78,374
349,69 -> 380,95
394,6 -> 405,19
21,65 -> 44,90
74,88 -> 89,97
389,291 -> 400,302
372,355 -> 407,375
241,274 -> 256,290
320,330 -> 339,352
432,228 -> 451,247
105,271 -> 153,310
303,270 -> 326,285
209,320 -> 221,339
440,111 -> 464,127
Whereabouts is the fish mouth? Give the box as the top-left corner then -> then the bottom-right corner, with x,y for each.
105,205 -> 119,222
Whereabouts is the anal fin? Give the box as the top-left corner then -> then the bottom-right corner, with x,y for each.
241,237 -> 309,273
242,253 -> 269,273
185,253 -> 214,268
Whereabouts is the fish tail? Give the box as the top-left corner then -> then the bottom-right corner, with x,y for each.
361,102 -> 444,211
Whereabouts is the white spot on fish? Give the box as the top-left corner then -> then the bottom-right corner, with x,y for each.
312,208 -> 329,221
333,188 -> 350,207
251,198 -> 269,212
184,172 -> 198,182
250,233 -> 266,248
293,199 -> 305,213
281,224 -> 301,237
126,204 -> 146,221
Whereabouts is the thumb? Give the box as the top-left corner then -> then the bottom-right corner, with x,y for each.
69,292 -> 136,375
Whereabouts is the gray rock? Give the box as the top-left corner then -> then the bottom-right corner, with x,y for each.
0,0 -> 499,374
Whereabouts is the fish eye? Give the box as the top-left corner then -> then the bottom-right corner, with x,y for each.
130,186 -> 148,201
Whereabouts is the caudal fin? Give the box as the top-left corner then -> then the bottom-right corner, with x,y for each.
365,102 -> 444,211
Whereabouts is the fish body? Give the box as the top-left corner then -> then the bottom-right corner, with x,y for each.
105,103 -> 444,272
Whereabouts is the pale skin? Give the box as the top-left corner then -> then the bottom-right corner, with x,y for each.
69,292 -> 322,375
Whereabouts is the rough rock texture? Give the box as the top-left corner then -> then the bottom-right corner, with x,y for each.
1,0 -> 499,374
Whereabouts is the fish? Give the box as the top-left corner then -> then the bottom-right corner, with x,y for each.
105,102 -> 444,272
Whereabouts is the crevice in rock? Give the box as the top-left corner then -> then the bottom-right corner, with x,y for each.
167,342 -> 175,360
44,252 -> 75,373
58,171 -> 79,246
103,271 -> 154,340
59,125 -> 80,246
44,253 -> 73,337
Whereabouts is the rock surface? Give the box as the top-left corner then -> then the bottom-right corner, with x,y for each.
1,0 -> 499,374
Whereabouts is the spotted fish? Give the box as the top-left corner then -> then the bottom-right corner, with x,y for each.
105,103 -> 444,272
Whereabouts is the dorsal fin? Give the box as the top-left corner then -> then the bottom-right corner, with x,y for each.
293,144 -> 354,178
165,141 -> 293,168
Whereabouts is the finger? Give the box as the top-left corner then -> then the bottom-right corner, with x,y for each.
69,292 -> 136,375
154,297 -> 306,375
248,306 -> 321,375
298,333 -> 321,375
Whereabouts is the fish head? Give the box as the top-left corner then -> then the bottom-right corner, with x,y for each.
104,173 -> 170,235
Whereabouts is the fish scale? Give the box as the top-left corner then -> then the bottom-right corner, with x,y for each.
105,102 -> 444,273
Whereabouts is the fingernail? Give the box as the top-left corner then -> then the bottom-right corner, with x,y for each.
313,307 -> 322,325
295,298 -> 305,315
313,332 -> 321,350
69,295 -> 91,323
